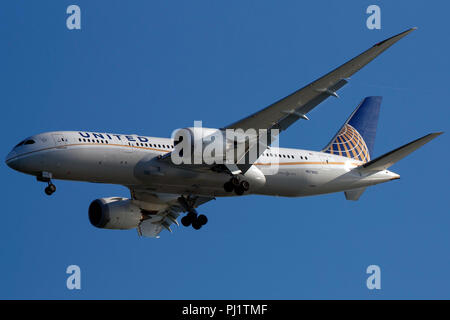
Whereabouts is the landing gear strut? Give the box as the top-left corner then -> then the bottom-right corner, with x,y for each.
37,172 -> 56,196
224,177 -> 250,195
178,196 -> 208,230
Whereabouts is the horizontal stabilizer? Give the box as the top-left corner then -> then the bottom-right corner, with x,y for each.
345,187 -> 366,201
361,132 -> 443,171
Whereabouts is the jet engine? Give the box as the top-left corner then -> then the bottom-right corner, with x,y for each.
88,197 -> 142,230
172,127 -> 227,164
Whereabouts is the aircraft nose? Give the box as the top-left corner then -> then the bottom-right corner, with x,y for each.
5,150 -> 20,171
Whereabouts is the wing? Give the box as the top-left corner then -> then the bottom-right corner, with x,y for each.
159,28 -> 416,174
129,187 -> 214,238
226,28 -> 416,132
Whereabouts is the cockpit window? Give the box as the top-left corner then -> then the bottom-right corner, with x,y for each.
15,140 -> 26,148
15,139 -> 35,148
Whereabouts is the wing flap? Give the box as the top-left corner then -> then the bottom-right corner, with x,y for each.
138,219 -> 163,238
130,188 -> 214,238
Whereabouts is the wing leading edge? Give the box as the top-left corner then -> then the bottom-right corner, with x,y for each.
226,28 -> 416,133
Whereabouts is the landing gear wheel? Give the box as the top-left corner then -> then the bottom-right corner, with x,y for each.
44,183 -> 56,196
181,212 -> 197,227
197,214 -> 208,226
234,186 -> 245,196
178,197 -> 208,231
224,181 -> 234,192
240,180 -> 250,191
230,176 -> 240,187
192,220 -> 202,230
44,186 -> 53,195
181,216 -> 191,227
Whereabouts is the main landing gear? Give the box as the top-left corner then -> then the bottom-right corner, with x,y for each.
223,176 -> 249,195
181,212 -> 208,230
37,172 -> 56,196
178,196 -> 208,230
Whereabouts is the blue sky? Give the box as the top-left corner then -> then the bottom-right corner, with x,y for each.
1,0 -> 449,299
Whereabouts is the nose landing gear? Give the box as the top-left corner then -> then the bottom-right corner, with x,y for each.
37,172 -> 56,196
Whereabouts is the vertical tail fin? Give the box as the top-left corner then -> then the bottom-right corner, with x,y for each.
322,96 -> 382,162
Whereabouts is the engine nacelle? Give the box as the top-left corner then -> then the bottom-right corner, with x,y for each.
88,197 -> 142,230
175,127 -> 222,145
172,127 -> 227,164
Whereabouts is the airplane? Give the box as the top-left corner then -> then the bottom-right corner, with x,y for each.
5,28 -> 443,238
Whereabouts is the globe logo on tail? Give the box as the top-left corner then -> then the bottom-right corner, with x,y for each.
323,123 -> 370,163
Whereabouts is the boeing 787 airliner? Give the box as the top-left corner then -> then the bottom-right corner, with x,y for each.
5,28 -> 442,238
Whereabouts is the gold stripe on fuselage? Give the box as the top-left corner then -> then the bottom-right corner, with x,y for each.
8,142 -> 361,167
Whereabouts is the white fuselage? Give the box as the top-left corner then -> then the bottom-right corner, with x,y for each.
5,131 -> 400,198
